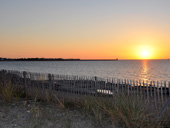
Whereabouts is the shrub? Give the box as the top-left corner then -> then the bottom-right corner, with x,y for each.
0,82 -> 15,103
99,94 -> 153,128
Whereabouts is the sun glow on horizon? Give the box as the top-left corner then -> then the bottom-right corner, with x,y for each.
136,45 -> 155,60
141,50 -> 150,59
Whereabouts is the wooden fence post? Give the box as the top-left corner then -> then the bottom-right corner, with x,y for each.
150,81 -> 153,116
130,80 -> 132,95
164,81 -> 167,102
153,81 -> 157,112
124,79 -> 126,92
1,70 -> 7,86
136,80 -> 139,97
23,71 -> 27,92
117,79 -> 119,94
95,76 -> 97,96
143,81 -> 145,100
157,81 -> 160,111
156,96 -> 170,122
48,74 -> 52,90
161,81 -> 164,107
127,79 -> 129,96
112,78 -> 114,96
169,81 -> 170,98
139,80 -> 142,96
150,81 -> 153,97
133,80 -> 135,96
6,70 -> 170,117
120,79 -> 123,93
146,81 -> 149,101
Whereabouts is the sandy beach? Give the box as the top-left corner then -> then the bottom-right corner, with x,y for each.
0,97 -> 115,128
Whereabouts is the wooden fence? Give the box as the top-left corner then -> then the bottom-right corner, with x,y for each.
0,69 -> 170,120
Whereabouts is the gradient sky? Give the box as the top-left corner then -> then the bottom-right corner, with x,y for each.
1,0 -> 170,59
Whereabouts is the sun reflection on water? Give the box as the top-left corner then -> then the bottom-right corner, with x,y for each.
139,60 -> 150,82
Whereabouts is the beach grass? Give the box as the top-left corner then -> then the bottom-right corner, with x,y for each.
0,82 -> 15,103
0,81 -> 169,127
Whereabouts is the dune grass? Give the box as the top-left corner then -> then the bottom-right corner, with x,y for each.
0,81 -> 168,127
98,94 -> 152,128
0,82 -> 16,103
51,94 -> 160,128
0,82 -> 26,103
77,95 -> 154,128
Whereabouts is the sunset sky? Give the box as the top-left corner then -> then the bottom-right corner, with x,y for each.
0,0 -> 170,60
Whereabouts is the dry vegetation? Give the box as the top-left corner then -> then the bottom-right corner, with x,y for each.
0,82 -> 169,128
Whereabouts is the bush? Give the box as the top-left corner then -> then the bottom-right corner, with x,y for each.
98,94 -> 153,128
78,94 -> 156,128
0,82 -> 15,103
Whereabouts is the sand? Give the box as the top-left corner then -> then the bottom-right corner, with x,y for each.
0,98 -> 115,128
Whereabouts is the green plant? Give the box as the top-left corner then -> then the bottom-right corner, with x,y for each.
52,94 -> 65,110
14,87 -> 26,102
0,82 -> 15,103
0,82 -> 2,94
99,94 -> 152,128
81,97 -> 93,115
92,105 -> 103,125
45,90 -> 51,103
63,99 -> 81,110
32,96 -> 40,118
79,96 -> 104,126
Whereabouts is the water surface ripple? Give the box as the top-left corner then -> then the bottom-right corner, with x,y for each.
0,60 -> 170,82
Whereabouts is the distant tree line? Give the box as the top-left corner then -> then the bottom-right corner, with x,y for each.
0,57 -> 80,61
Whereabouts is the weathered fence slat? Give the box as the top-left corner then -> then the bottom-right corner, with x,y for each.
157,81 -> 160,111
1,69 -> 170,120
146,81 -> 149,101
127,79 -> 129,95
169,81 -> 170,98
161,81 -> 164,107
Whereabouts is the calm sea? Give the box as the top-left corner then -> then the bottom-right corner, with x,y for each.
0,60 -> 170,82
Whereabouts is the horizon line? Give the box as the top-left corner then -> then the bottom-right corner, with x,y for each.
0,57 -> 169,61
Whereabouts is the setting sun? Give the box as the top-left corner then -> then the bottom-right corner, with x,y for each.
141,50 -> 150,59
135,45 -> 155,60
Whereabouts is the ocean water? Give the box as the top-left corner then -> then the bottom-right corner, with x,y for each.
0,60 -> 170,82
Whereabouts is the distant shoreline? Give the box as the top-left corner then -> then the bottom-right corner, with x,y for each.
0,58 -> 118,61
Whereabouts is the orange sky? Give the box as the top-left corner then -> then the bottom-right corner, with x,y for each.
0,1 -> 170,60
